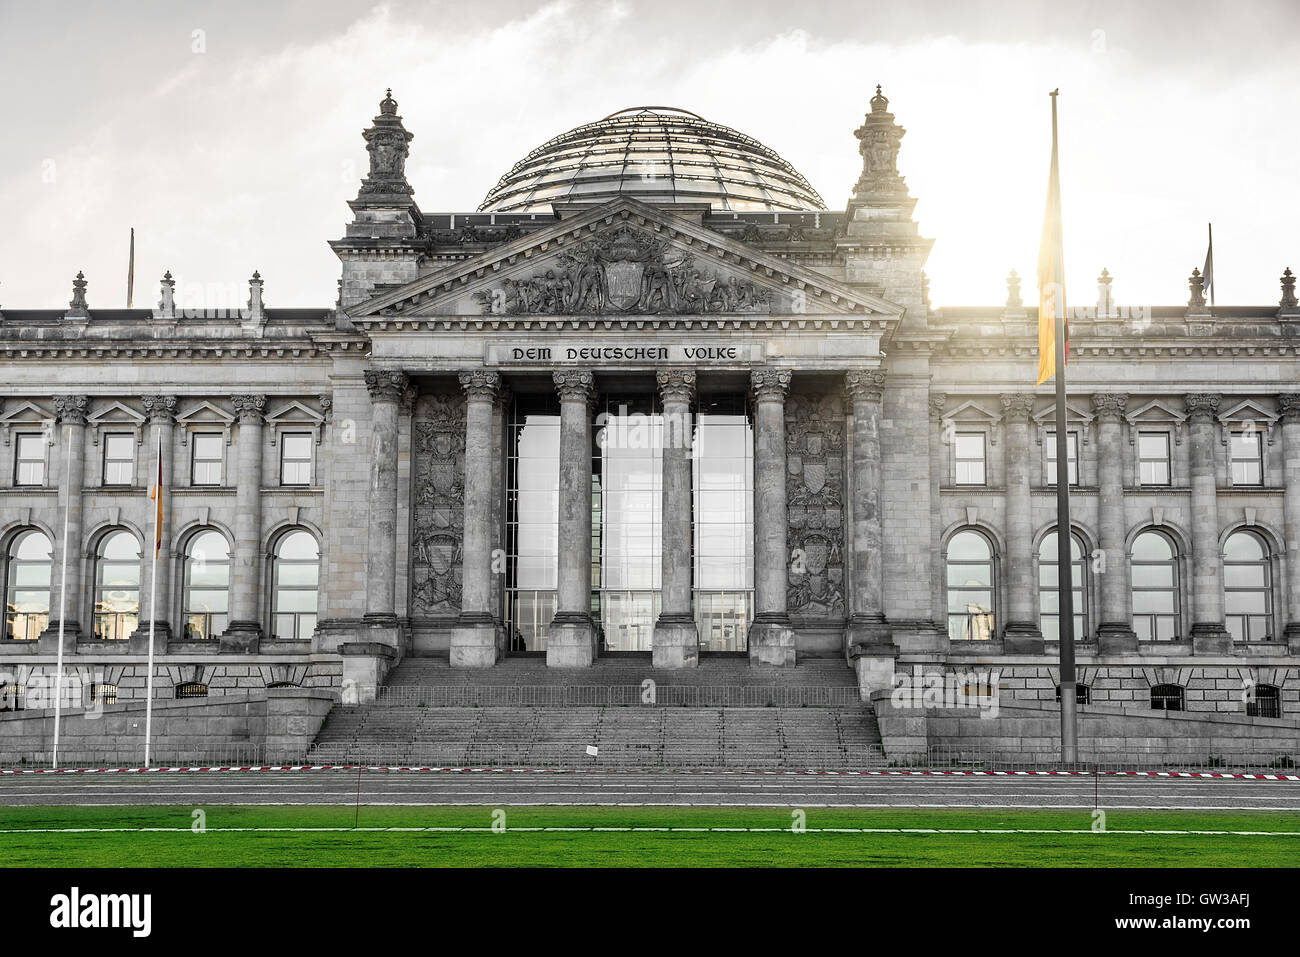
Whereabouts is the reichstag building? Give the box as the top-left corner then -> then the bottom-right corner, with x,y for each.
2,88 -> 1299,723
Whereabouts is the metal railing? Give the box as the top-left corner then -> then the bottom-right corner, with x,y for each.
372,684 -> 866,708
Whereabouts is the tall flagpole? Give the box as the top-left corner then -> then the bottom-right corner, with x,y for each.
1207,223 -> 1215,310
1049,89 -> 1079,764
51,424 -> 73,770
144,423 -> 160,767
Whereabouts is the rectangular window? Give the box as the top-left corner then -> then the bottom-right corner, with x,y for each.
1230,431 -> 1263,486
1137,432 -> 1171,486
191,433 -> 223,486
279,433 -> 313,486
1045,431 -> 1079,486
954,432 -> 986,486
14,433 -> 45,486
102,433 -> 135,486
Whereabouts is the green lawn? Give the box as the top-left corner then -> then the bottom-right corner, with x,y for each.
2,805 -> 1297,867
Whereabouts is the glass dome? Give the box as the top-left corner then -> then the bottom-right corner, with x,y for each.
479,106 -> 827,214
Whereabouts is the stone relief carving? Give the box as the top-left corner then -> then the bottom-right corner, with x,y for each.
410,391 -> 466,617
474,225 -> 771,316
785,391 -> 846,619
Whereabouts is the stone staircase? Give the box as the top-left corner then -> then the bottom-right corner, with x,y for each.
307,655 -> 884,769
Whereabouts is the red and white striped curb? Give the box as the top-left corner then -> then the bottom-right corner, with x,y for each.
1,765 -> 1297,780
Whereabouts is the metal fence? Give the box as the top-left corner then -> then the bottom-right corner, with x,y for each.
372,684 -> 867,708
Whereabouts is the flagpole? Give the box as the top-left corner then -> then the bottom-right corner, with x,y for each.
51,424 -> 72,770
1207,223 -> 1215,310
127,227 -> 135,309
1049,89 -> 1079,765
144,423 -> 160,767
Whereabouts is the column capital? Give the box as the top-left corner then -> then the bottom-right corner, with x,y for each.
54,394 -> 89,425
364,370 -> 410,403
459,370 -> 501,401
553,370 -> 595,402
928,392 -> 947,421
141,394 -> 178,423
845,370 -> 886,403
1185,392 -> 1221,421
999,393 -> 1035,422
1279,394 -> 1300,422
655,369 -> 695,405
750,368 -> 791,401
1090,392 -> 1129,422
231,393 -> 267,422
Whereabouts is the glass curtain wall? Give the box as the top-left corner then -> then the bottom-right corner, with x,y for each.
505,393 -> 561,651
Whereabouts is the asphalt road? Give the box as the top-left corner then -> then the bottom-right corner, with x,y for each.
2,769 -> 1298,811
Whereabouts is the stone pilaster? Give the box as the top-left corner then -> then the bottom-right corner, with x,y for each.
39,395 -> 89,652
547,370 -> 597,667
1093,393 -> 1138,653
136,394 -> 178,647
999,393 -> 1042,653
360,371 -> 408,652
451,370 -> 502,668
1186,393 -> 1232,653
748,369 -> 796,666
928,393 -> 948,631
652,369 -> 699,668
222,393 -> 266,652
844,371 -> 891,656
1280,394 -> 1300,651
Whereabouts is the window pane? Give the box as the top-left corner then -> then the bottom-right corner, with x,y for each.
282,434 -> 312,458
1224,532 -> 1265,562
275,590 -> 318,613
947,532 -> 990,561
101,532 -> 140,560
276,564 -> 319,586
1132,532 -> 1173,561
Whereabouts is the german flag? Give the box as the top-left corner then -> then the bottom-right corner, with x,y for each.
148,428 -> 163,555
1036,91 -> 1066,386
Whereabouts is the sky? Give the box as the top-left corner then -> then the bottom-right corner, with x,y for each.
0,0 -> 1296,311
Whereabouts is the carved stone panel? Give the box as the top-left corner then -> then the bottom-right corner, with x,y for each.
785,391 -> 846,620
410,391 -> 466,618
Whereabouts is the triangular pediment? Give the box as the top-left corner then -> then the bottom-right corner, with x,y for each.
349,196 -> 900,323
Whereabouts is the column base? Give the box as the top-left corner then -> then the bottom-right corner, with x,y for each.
1096,622 -> 1139,655
1002,621 -> 1044,655
844,614 -> 893,658
450,613 -> 502,668
37,622 -> 81,655
219,620 -> 262,654
546,612 -> 597,668
748,614 -> 796,667
1190,621 -> 1233,655
129,622 -> 173,654
340,642 -> 396,704
1287,621 -> 1300,655
652,614 -> 699,669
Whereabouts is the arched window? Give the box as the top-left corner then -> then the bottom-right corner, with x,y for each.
1247,683 -> 1281,719
1039,531 -> 1087,642
1131,531 -> 1179,641
94,530 -> 141,640
1223,530 -> 1272,641
183,530 -> 231,640
945,530 -> 994,641
5,529 -> 52,640
271,530 -> 319,640
1150,683 -> 1184,711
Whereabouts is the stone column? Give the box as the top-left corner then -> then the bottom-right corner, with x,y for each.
1093,393 -> 1138,652
547,370 -> 597,667
40,395 -> 89,652
1186,393 -> 1232,653
1280,394 -> 1300,652
136,395 -> 178,646
748,369 -> 796,666
652,369 -> 699,668
360,371 -> 407,652
844,371 -> 889,645
928,393 -> 947,635
1000,393 -> 1042,653
223,393 -> 266,652
451,370 -> 502,668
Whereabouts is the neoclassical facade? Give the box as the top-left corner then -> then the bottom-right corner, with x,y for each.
2,89 -> 1299,720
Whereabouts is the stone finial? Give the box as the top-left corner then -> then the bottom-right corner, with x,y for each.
1184,392 -> 1221,421
656,369 -> 696,405
360,88 -> 415,197
1187,267 -> 1207,308
54,394 -> 89,425
1280,267 -> 1298,314
363,371 -> 409,402
1097,268 -> 1114,318
1091,392 -> 1128,422
153,271 -> 176,321
552,370 -> 595,403
851,86 -> 907,200
1279,394 -> 1300,423
459,370 -> 501,401
749,369 -> 792,401
243,270 -> 266,332
141,394 -> 178,423
844,370 -> 886,403
1000,393 -> 1035,422
1006,269 -> 1023,310
65,270 -> 89,319
231,394 -> 268,421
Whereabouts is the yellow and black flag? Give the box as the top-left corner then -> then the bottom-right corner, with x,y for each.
1036,91 -> 1066,386
148,429 -> 163,555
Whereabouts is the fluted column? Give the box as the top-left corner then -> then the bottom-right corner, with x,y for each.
1280,394 -> 1300,651
1000,393 -> 1042,652
748,369 -> 796,666
360,371 -> 407,652
40,395 -> 89,652
1093,393 -> 1137,652
136,395 -> 178,645
652,369 -> 699,668
451,370 -> 502,668
547,370 -> 597,667
844,370 -> 891,655
1186,393 -> 1232,653
223,393 -> 266,652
